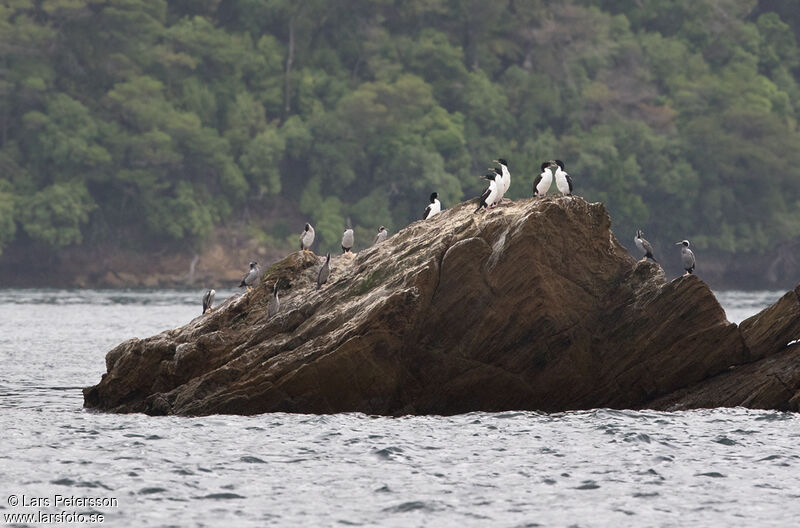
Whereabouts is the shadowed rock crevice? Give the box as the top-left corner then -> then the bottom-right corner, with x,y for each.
84,197 -> 800,416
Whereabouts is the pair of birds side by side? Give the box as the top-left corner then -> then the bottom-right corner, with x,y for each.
238,260 -> 280,317
634,230 -> 697,276
533,159 -> 573,198
475,158 -> 511,213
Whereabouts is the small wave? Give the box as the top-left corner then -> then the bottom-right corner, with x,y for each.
239,456 -> 266,464
196,493 -> 246,500
374,446 -> 404,460
695,472 -> 726,478
382,501 -> 438,513
139,487 -> 167,495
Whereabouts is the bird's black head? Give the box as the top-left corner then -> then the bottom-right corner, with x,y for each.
249,261 -> 257,268
555,159 -> 565,170
636,229 -> 642,238
304,223 -> 311,231
492,167 -> 502,176
325,252 -> 331,261
484,172 -> 496,180
429,192 -> 438,202
540,161 -> 550,172
493,158 -> 508,166
379,225 -> 385,231
675,240 -> 690,247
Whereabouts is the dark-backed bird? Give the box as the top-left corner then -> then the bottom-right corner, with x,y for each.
493,158 -> 511,199
300,223 -> 315,252
267,282 -> 280,318
676,240 -> 695,276
474,171 -> 500,213
635,229 -> 658,263
533,161 -> 555,197
423,192 -> 441,220
239,261 -> 260,291
317,253 -> 331,290
373,226 -> 388,245
342,227 -> 354,254
554,159 -> 573,196
202,289 -> 215,314
488,167 -> 505,206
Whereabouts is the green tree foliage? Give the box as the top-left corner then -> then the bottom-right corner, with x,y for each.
0,0 -> 799,256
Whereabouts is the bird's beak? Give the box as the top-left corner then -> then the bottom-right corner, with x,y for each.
492,159 -> 499,163
674,242 -> 682,245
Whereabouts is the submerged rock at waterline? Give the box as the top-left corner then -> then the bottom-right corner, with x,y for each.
83,197 -> 800,416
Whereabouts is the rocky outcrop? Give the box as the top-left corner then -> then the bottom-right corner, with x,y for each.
650,285 -> 800,411
83,197 -> 800,415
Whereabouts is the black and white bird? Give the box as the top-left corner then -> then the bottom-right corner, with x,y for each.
493,158 -> 511,199
202,289 -> 215,314
317,253 -> 331,290
634,229 -> 658,263
533,161 -> 555,197
474,171 -> 500,213
239,261 -> 260,291
423,192 -> 441,220
373,226 -> 388,245
341,226 -> 354,254
267,282 -> 280,318
676,240 -> 695,276
300,223 -> 315,252
553,160 -> 573,196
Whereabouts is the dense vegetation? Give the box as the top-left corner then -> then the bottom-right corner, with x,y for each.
2,0 -> 800,256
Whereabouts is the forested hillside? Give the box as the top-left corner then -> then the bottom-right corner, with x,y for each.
1,0 -> 800,260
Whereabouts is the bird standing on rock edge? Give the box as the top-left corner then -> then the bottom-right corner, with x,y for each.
423,192 -> 441,220
202,289 -> 215,314
373,226 -> 388,245
300,223 -> 315,253
474,171 -> 500,213
342,225 -> 354,254
676,240 -> 695,276
635,229 -> 658,263
239,261 -> 260,291
267,282 -> 280,318
317,253 -> 331,290
554,160 -> 574,196
493,158 -> 511,200
533,161 -> 555,197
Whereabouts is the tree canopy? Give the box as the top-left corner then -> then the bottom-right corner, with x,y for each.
1,0 -> 799,256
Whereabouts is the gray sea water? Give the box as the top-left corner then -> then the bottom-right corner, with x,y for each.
0,288 -> 797,527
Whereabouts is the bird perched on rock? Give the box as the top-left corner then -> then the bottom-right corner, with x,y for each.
553,159 -> 573,196
300,223 -> 315,252
202,289 -> 215,314
533,161 -> 555,197
267,282 -> 280,318
676,240 -> 695,276
635,229 -> 658,263
474,171 -> 500,213
342,226 -> 354,254
487,168 -> 505,206
493,159 -> 511,199
423,192 -> 441,220
373,226 -> 388,245
317,253 -> 331,290
239,261 -> 260,291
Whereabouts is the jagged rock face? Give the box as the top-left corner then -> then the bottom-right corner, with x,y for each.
83,197 -> 800,416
